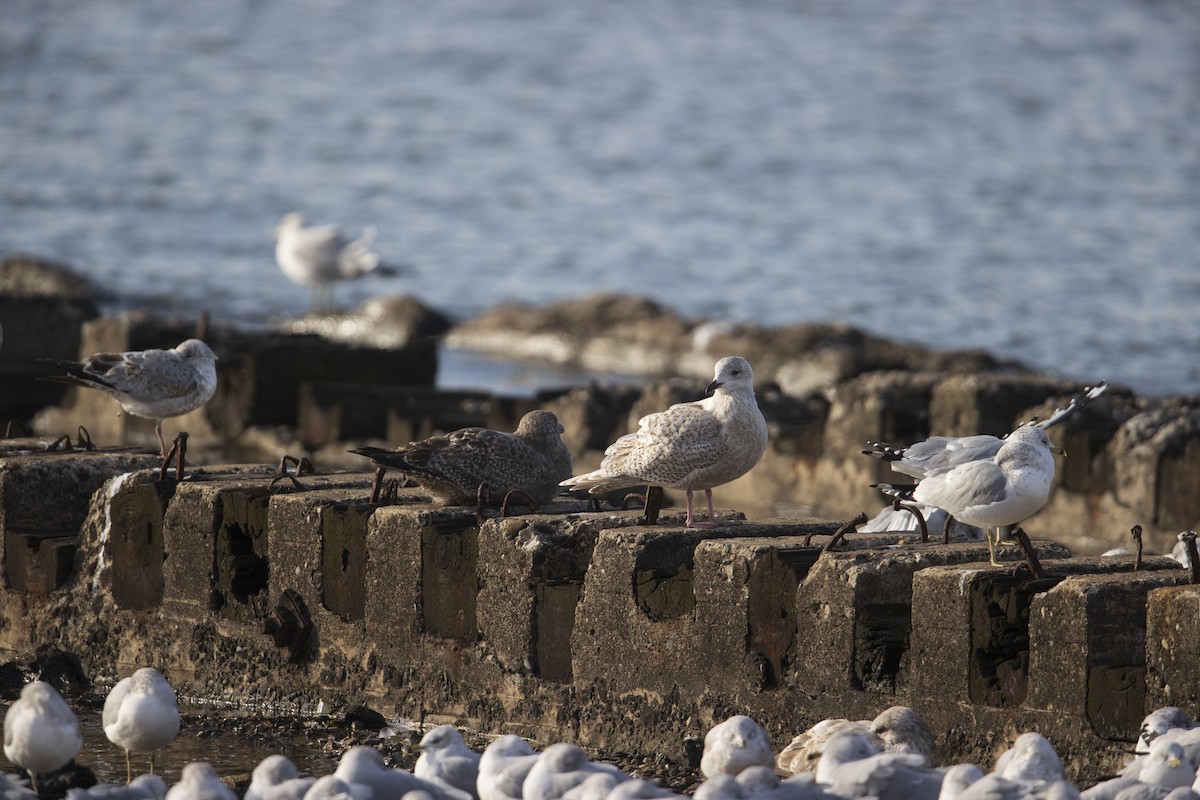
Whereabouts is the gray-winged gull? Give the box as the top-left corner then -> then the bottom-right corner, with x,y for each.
814,731 -> 942,800
1121,739 -> 1196,789
3,681 -> 83,793
415,726 -> 481,800
521,743 -> 629,800
478,736 -> 539,800
864,383 -> 1106,565
103,668 -> 181,783
40,339 -> 218,458
700,715 -> 776,779
335,747 -> 470,800
274,212 -> 387,308
560,356 -> 768,528
992,732 -> 1065,784
352,410 -> 572,508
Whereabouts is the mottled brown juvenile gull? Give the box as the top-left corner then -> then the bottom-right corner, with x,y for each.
778,707 -> 933,776
560,356 -> 768,528
351,410 -> 572,508
40,339 -> 218,458
274,212 -> 387,308
3,681 -> 82,794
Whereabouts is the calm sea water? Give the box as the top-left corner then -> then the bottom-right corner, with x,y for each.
2,0 -> 1199,396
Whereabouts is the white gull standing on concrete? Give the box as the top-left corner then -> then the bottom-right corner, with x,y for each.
103,668 -> 181,782
274,212 -> 386,309
3,681 -> 83,793
351,410 -> 573,508
864,383 -> 1106,564
415,726 -> 481,800
700,715 -> 776,779
561,356 -> 768,528
40,339 -> 218,458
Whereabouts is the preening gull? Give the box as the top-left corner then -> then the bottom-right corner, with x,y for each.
40,339 -> 218,458
872,423 -> 1062,566
1139,709 -> 1199,755
351,410 -> 572,508
700,715 -> 776,779
3,681 -> 83,792
561,356 -> 768,528
864,382 -> 1106,565
104,668 -> 181,782
477,736 -> 539,800
274,212 -> 388,309
415,726 -> 481,800
163,763 -> 236,800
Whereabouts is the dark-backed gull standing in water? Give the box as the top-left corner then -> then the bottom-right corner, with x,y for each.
560,356 -> 768,528
351,409 -> 572,508
39,339 -> 218,458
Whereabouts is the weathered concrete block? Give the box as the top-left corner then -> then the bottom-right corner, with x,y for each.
477,510 -> 640,681
108,478 -> 174,610
1146,585 -> 1200,712
298,384 -> 496,449
1026,565 -> 1188,741
910,555 -> 1176,713
0,253 -> 98,420
1109,407 -> 1200,543
823,371 -> 940,465
928,374 -> 1083,437
791,539 -> 1055,698
161,469 -> 283,619
265,476 -> 378,624
571,519 -> 840,697
0,450 -> 159,592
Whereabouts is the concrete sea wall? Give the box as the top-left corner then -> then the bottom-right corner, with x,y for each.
0,449 -> 1198,784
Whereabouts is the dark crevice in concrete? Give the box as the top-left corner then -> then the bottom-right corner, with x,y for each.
969,574 -> 1063,707
854,601 -> 911,694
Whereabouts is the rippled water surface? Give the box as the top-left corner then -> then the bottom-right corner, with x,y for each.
2,0 -> 1199,395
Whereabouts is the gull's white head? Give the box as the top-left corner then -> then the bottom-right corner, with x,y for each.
275,212 -> 306,239
706,356 -> 755,396
176,339 -> 218,362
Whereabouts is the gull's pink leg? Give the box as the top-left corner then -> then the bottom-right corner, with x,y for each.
706,489 -> 716,524
685,489 -> 696,527
155,419 -> 167,458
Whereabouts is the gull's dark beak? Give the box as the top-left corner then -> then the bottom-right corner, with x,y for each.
706,379 -> 723,395
1050,445 -> 1065,456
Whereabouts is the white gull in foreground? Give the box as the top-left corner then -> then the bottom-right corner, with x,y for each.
164,763 -> 235,800
41,339 -> 218,458
2,681 -> 82,792
103,668 -> 181,782
561,356 -> 768,528
700,715 -> 775,779
415,725 -> 482,799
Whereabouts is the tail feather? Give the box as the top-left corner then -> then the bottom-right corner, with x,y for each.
36,360 -> 118,392
559,470 -> 643,494
871,482 -> 918,501
862,440 -> 906,461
